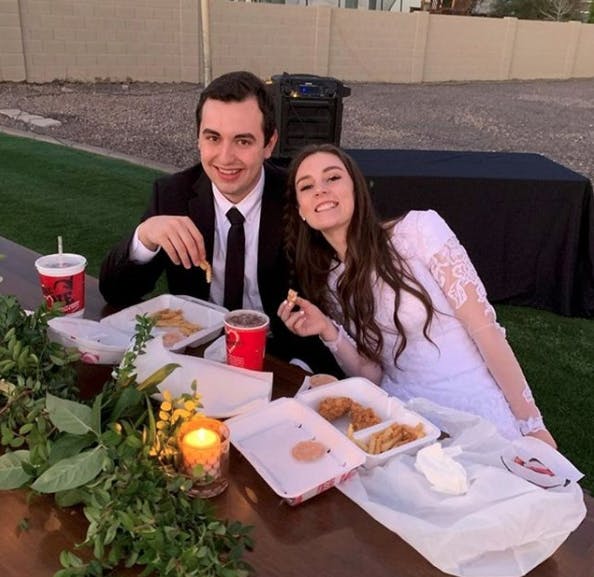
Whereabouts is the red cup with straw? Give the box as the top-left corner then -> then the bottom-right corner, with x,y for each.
34,236 -> 87,316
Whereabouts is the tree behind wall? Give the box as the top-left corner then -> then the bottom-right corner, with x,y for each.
491,0 -> 582,19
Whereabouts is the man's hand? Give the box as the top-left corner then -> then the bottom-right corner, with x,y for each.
277,296 -> 337,341
138,215 -> 206,269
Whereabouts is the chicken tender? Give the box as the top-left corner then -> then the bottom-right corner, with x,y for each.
318,396 -> 352,421
350,401 -> 381,431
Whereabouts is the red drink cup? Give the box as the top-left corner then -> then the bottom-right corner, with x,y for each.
224,309 -> 269,371
34,253 -> 87,316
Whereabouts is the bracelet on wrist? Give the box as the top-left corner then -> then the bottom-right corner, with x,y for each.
517,415 -> 546,435
320,320 -> 343,353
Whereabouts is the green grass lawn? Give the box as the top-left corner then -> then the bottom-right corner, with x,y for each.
1,132 -> 592,493
0,132 -> 165,276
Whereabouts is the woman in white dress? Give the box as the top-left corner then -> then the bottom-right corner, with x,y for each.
278,144 -> 556,447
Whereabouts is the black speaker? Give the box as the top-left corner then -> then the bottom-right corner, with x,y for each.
269,73 -> 351,159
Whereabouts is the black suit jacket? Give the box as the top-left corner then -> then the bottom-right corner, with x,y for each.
99,161 -> 342,375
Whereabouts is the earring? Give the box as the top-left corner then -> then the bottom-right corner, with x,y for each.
301,216 -> 306,222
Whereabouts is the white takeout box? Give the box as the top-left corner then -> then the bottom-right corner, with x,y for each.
296,377 -> 441,468
100,294 -> 227,351
134,338 -> 273,419
47,294 -> 227,365
48,317 -> 133,365
226,397 -> 365,505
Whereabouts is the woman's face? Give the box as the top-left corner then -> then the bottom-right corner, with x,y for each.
294,152 -> 355,238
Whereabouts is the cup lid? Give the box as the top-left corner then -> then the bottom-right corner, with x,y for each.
35,253 -> 87,276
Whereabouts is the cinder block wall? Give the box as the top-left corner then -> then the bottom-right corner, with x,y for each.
209,2 -> 323,78
4,0 -> 201,83
0,0 -> 26,81
207,1 -> 594,83
0,0 -> 593,84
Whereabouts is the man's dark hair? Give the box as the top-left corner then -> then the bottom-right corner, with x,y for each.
195,71 -> 276,146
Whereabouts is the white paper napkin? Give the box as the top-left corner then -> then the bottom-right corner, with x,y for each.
338,398 -> 586,577
414,442 -> 468,495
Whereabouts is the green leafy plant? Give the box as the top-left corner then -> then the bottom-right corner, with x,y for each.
0,295 -> 253,577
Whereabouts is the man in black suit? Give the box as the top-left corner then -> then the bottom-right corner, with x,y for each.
100,71 -> 338,373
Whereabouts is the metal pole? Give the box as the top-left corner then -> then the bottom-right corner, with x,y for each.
200,0 -> 212,86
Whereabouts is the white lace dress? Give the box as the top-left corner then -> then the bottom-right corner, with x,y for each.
326,210 -> 545,440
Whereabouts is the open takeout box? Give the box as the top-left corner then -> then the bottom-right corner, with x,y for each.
227,378 -> 441,504
48,294 -> 227,364
100,294 -> 227,351
296,377 -> 441,468
226,397 -> 365,505
48,317 -> 134,365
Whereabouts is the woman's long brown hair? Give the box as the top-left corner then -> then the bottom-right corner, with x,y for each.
285,144 -> 435,366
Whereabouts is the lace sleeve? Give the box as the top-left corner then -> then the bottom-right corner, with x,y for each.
320,321 -> 383,385
430,237 -> 499,335
429,235 -> 547,436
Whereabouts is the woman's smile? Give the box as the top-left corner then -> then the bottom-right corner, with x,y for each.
315,200 -> 339,212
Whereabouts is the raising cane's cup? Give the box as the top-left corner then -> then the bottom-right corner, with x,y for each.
224,309 -> 269,371
34,253 -> 87,317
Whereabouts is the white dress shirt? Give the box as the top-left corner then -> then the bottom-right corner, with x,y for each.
129,168 -> 265,311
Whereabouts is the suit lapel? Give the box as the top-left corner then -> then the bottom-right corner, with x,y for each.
188,171 -> 216,261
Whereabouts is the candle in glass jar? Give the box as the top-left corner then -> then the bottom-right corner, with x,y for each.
181,428 -> 221,478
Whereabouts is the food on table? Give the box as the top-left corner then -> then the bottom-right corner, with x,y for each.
318,396 -> 352,421
291,440 -> 327,462
350,401 -> 382,431
317,396 -> 382,431
513,456 -> 555,476
309,373 -> 339,387
199,260 -> 212,283
349,422 -> 425,455
150,308 -> 202,346
162,331 -> 186,348
287,288 -> 298,303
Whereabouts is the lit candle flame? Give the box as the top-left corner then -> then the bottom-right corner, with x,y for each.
183,428 -> 219,450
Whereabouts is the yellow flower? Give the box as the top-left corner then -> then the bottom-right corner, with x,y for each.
159,411 -> 170,421
156,421 -> 168,430
162,390 -> 173,402
160,401 -> 172,412
172,408 -> 191,422
184,400 -> 197,412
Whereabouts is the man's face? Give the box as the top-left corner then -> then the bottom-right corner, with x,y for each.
53,280 -> 73,304
198,97 -> 277,203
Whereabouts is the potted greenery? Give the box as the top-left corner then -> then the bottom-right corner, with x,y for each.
0,295 -> 253,577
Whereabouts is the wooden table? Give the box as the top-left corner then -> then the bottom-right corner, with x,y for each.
1,235 -> 593,577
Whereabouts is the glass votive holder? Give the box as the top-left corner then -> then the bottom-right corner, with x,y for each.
177,416 -> 230,498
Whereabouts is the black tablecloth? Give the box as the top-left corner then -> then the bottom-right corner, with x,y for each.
345,149 -> 594,317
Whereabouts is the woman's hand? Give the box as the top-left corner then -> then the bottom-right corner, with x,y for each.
525,428 -> 557,449
277,296 -> 337,341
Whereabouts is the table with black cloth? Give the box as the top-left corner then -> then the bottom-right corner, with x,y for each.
345,149 -> 594,317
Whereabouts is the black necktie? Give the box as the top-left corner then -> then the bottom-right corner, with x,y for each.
224,207 -> 245,310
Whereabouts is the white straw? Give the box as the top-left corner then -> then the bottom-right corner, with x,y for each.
57,235 -> 63,255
